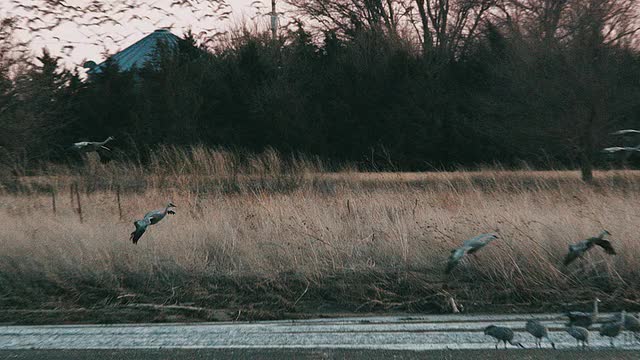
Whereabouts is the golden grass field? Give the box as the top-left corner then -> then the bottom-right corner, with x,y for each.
1,148 -> 640,323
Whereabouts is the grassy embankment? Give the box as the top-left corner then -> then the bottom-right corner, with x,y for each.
1,147 -> 639,324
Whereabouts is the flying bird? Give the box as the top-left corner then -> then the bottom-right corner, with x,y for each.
602,146 -> 640,154
563,230 -> 615,266
445,233 -> 498,273
611,129 -> 640,136
130,203 -> 176,244
70,136 -> 115,163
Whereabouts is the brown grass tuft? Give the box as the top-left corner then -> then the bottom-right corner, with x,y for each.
1,147 -> 640,323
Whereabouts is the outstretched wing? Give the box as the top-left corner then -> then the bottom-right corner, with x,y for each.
130,220 -> 147,244
96,147 -> 112,163
446,247 -> 467,274
592,238 -> 616,255
563,246 -> 581,266
602,146 -> 640,154
611,129 -> 640,136
464,233 -> 497,254
144,209 -> 168,225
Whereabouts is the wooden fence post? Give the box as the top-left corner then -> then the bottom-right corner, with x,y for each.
51,187 -> 56,215
74,183 -> 83,223
116,185 -> 123,220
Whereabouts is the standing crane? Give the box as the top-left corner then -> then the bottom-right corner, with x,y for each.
525,319 -> 555,349
566,326 -> 589,348
624,313 -> 640,343
445,233 -> 499,273
604,311 -> 640,344
563,231 -> 616,266
483,325 -> 525,349
565,298 -> 601,328
130,202 -> 176,244
599,310 -> 625,347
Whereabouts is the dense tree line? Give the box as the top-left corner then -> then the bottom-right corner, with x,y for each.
2,0 -> 640,176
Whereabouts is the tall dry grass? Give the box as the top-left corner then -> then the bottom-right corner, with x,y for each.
1,147 -> 640,322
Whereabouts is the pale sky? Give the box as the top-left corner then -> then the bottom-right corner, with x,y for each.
1,0 -> 287,69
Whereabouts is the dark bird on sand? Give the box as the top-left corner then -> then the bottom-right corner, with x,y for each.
600,311 -> 625,347
446,233 -> 498,273
564,230 -> 615,266
622,312 -> 640,343
603,312 -> 640,340
565,298 -> 600,328
566,326 -> 589,348
525,319 -> 555,349
484,325 -> 525,349
130,202 -> 176,244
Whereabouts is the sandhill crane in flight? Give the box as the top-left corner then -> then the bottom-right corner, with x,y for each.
565,298 -> 600,328
611,129 -> 640,136
70,136 -> 115,163
483,325 -> 525,349
525,319 -> 555,349
602,146 -> 640,154
446,233 -> 498,273
564,230 -> 615,266
604,129 -> 640,154
566,326 -> 589,348
130,202 -> 176,244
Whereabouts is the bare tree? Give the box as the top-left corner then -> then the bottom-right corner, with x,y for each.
491,0 -> 640,180
287,0 -> 497,58
413,0 -> 496,58
286,0 -> 411,37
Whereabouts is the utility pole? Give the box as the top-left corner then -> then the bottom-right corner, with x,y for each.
270,0 -> 278,40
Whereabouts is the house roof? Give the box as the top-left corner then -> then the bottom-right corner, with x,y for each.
87,29 -> 180,74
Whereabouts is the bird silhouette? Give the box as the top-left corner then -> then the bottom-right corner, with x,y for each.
130,203 -> 177,244
484,325 -> 525,349
70,136 -> 115,163
525,320 -> 555,348
565,298 -> 601,328
446,233 -> 498,273
564,230 -> 615,266
566,326 -> 589,348
600,311 -> 625,347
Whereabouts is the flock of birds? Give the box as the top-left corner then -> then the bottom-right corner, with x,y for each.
483,299 -> 640,349
448,230 -> 638,349
71,135 -> 640,349
445,230 -> 616,274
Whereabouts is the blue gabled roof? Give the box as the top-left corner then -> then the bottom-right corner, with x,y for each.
88,29 -> 180,74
